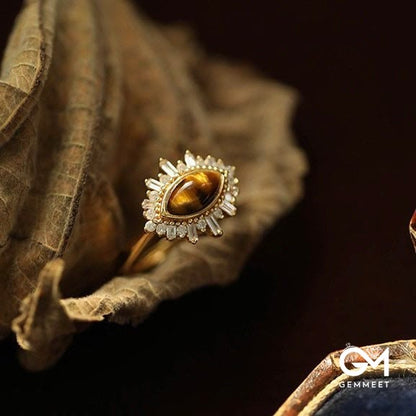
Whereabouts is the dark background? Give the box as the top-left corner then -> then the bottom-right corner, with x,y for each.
0,1 -> 415,415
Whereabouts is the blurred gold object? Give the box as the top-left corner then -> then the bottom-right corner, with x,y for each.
410,210 -> 416,250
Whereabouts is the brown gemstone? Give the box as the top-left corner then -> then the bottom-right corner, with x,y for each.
166,170 -> 223,216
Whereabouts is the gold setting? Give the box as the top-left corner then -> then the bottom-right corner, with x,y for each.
120,150 -> 239,274
142,150 -> 239,244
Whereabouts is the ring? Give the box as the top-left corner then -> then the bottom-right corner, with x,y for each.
120,150 -> 239,274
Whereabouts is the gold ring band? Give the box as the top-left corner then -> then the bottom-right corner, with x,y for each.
119,150 -> 239,274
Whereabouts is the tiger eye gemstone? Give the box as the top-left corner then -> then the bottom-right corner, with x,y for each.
167,170 -> 222,216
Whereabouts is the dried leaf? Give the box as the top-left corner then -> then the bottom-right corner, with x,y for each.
0,0 -> 307,369
0,0 -> 55,257
0,0 -> 55,143
0,0 -> 124,334
12,258 -> 75,370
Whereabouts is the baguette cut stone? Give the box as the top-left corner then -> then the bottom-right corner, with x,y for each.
184,151 -> 196,167
220,200 -> 236,216
187,223 -> 198,243
167,170 -> 222,216
206,215 -> 223,236
166,225 -> 177,240
160,159 -> 178,177
145,178 -> 162,191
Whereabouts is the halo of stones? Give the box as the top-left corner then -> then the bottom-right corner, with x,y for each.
142,150 -> 239,244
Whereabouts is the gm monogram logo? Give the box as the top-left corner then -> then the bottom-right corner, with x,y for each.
339,346 -> 390,377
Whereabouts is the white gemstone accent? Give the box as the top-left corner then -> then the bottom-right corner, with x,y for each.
187,223 -> 198,244
226,166 -> 235,180
144,221 -> 157,233
166,225 -> 177,240
159,158 -> 178,177
206,215 -> 223,236
148,190 -> 159,202
196,155 -> 204,165
142,199 -> 153,210
231,186 -> 239,197
156,223 -> 167,236
216,159 -> 225,169
144,208 -> 155,220
220,200 -> 236,216
196,218 -> 207,232
205,155 -> 216,166
184,150 -> 196,167
177,160 -> 187,173
159,174 -> 171,185
177,224 -> 187,238
145,178 -> 162,191
225,193 -> 235,202
213,208 -> 224,219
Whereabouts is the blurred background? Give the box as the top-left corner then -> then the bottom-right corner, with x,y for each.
0,1 -> 415,415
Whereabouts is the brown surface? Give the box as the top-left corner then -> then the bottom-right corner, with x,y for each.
0,1 -> 415,415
